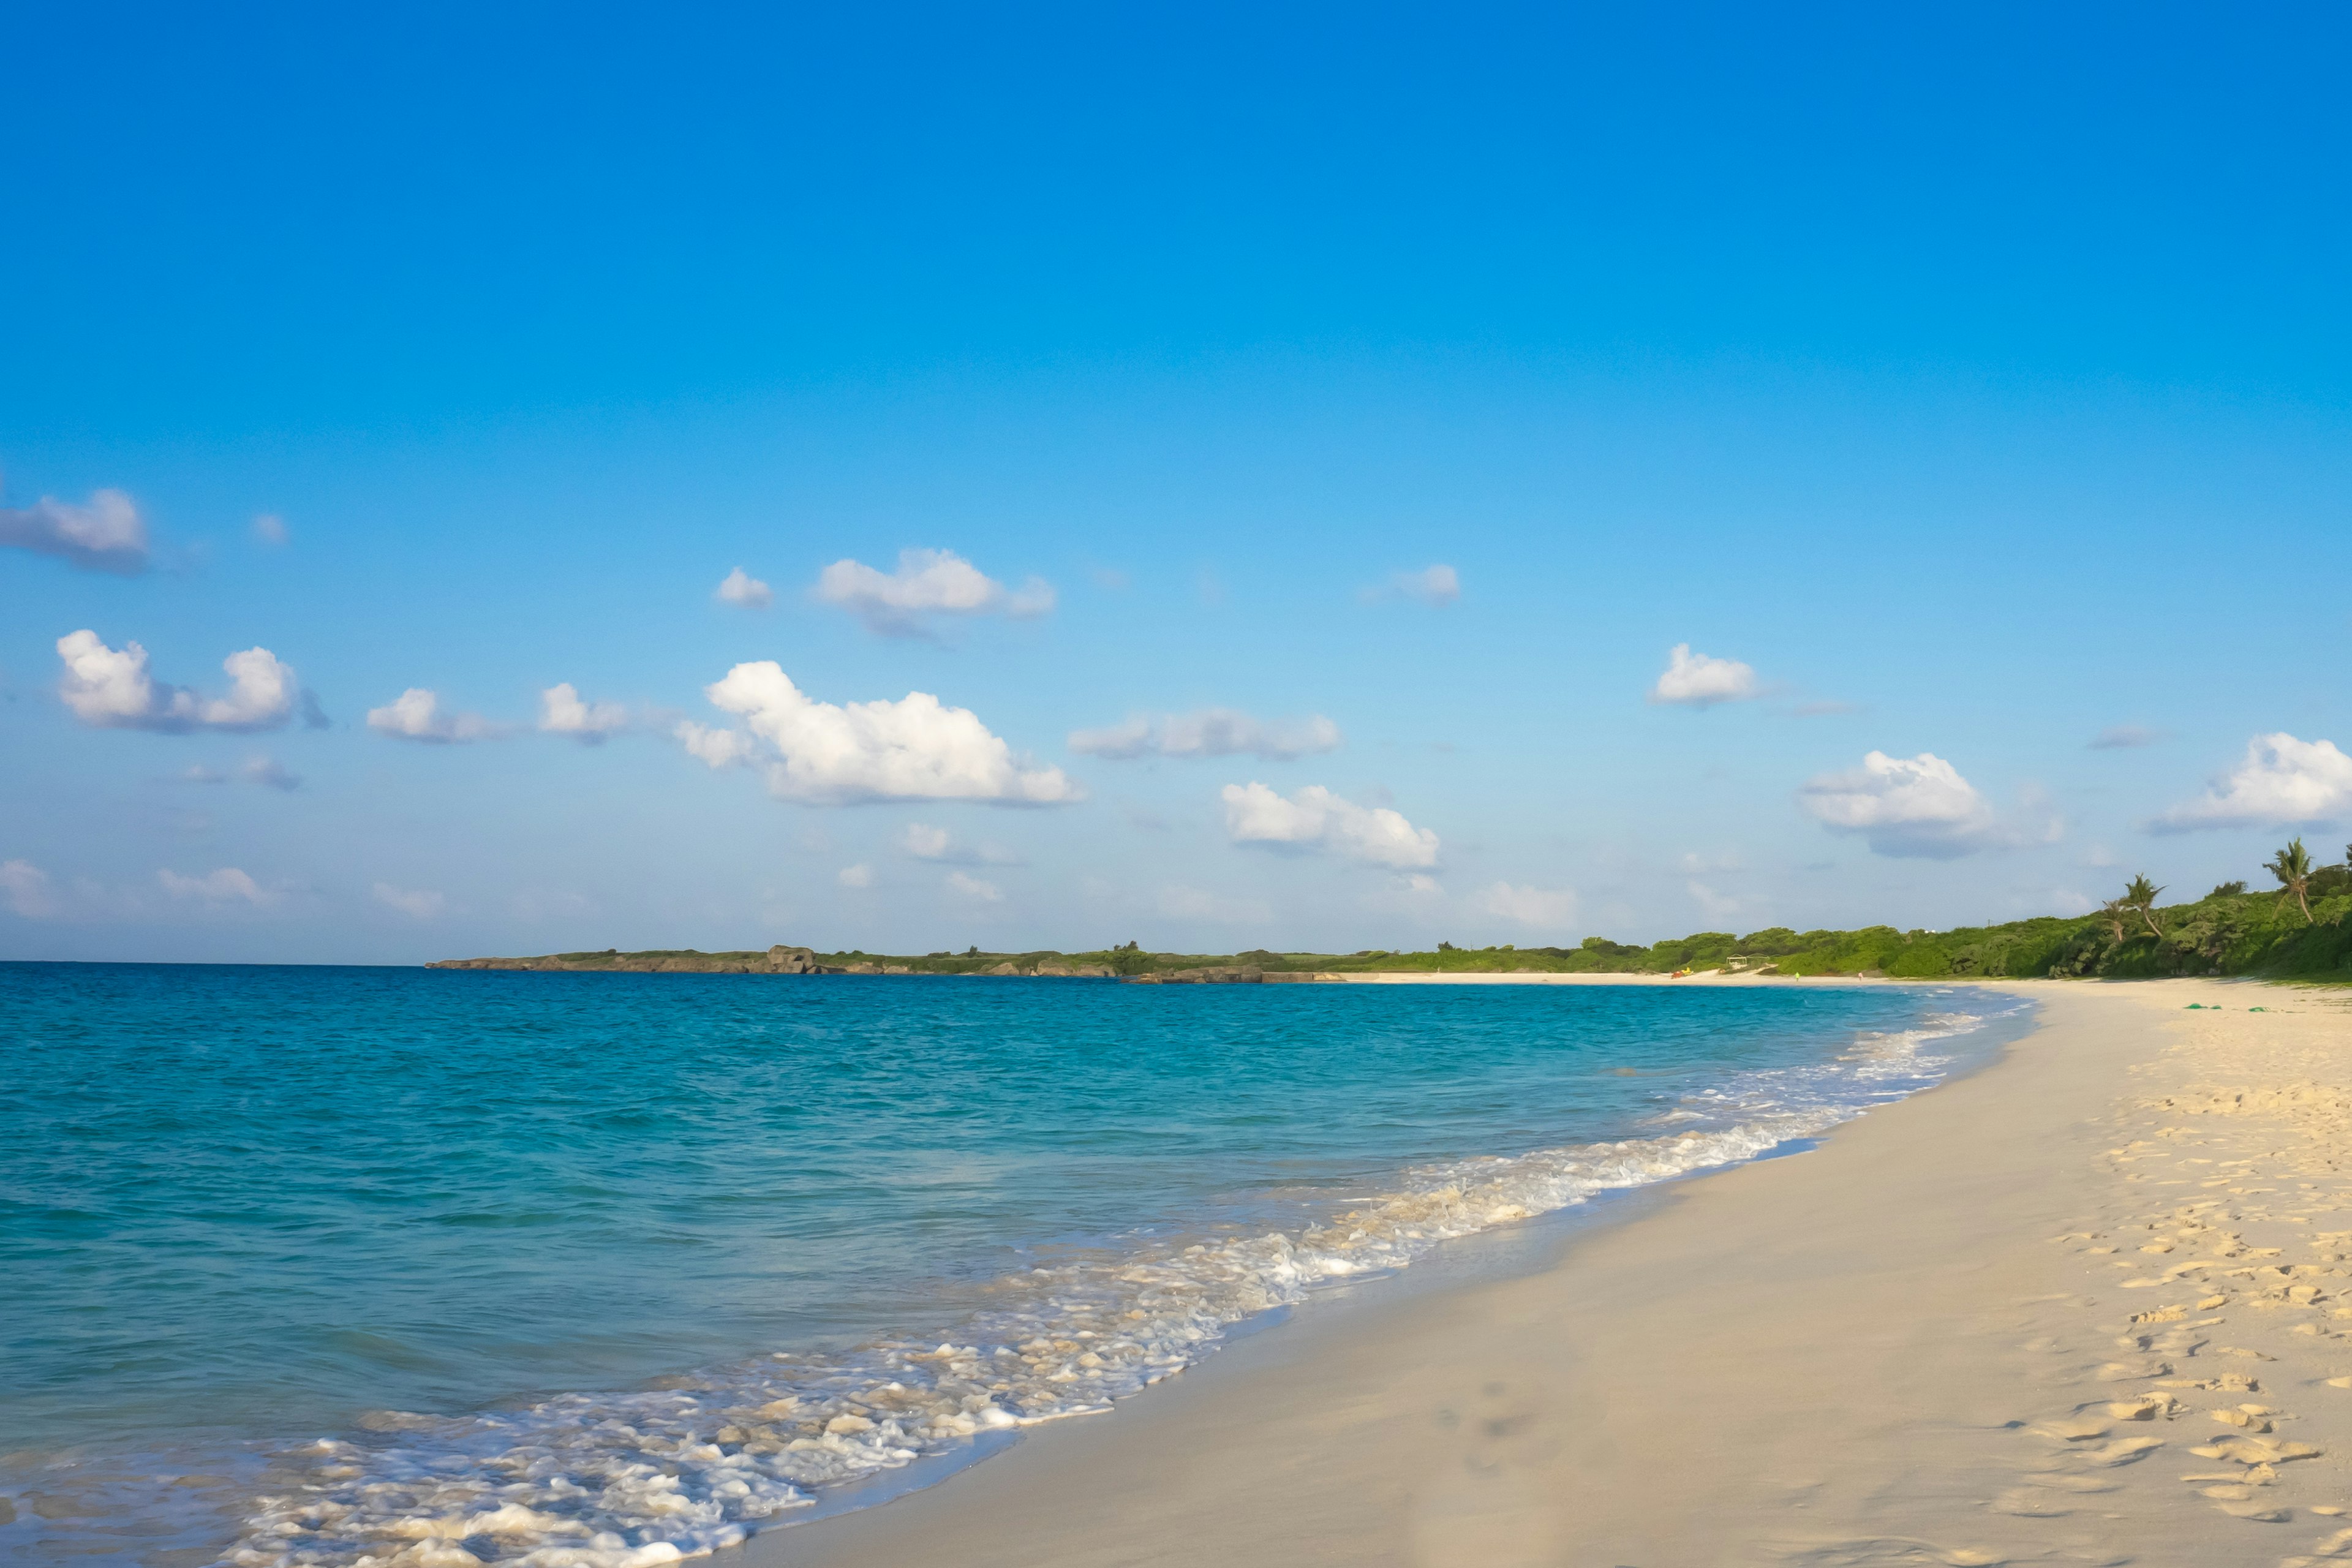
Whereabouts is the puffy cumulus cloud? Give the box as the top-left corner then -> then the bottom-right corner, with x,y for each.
1649,644 -> 1760,707
837,863 -> 875,888
1069,708 -> 1342,762
2,484 -> 148,573
2,859 -> 57,918
685,662 -> 1079,805
366,688 -> 503,744
372,882 -> 446,919
1221,782 -> 1440,869
159,867 -> 272,905
1365,564 -> 1460,606
2149,733 -> 2352,832
815,548 -> 1055,636
1798,750 -> 2003,859
57,631 -> 297,733
1474,881 -> 1578,927
715,567 -> 773,608
944,870 -> 1003,902
538,682 -> 628,743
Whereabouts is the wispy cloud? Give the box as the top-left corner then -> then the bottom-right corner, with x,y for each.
251,513 -> 288,546
1069,708 -> 1341,762
1363,564 -> 1460,607
159,867 -> 274,905
2,483 -> 148,573
1,859 -> 57,918
372,883 -> 446,919
899,823 -> 1017,864
944,870 -> 1003,902
1157,884 -> 1272,923
814,548 -> 1054,636
2090,724 -> 2165,750
367,688 -> 504,744
1474,881 -> 1577,927
837,863 -> 875,888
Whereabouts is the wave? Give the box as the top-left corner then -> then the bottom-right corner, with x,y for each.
205,997 -> 2019,1568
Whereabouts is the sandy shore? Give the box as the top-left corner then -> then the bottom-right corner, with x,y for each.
739,979 -> 2352,1567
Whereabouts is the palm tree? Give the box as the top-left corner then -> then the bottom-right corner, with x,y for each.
2269,839 -> 2316,925
2124,874 -> 2167,938
2098,896 -> 2133,943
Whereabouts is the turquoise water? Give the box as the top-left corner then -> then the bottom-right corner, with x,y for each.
0,964 -> 2023,1567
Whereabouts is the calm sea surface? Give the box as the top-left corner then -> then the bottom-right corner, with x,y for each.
0,963 -> 2026,1567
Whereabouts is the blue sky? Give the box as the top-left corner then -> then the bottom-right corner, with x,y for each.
5,2 -> 2350,963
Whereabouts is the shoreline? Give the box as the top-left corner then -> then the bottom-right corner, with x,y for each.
747,979 -> 2352,1566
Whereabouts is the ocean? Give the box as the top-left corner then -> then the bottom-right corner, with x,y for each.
0,963 -> 2028,1567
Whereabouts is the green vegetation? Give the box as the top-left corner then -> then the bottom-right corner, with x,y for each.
470,842 -> 2352,985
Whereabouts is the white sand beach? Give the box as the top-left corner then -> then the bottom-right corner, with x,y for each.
748,979 -> 2352,1567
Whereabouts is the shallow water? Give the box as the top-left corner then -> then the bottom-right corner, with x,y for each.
0,964 -> 2025,1566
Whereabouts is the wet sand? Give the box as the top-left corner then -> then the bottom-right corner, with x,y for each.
745,979 -> 2352,1567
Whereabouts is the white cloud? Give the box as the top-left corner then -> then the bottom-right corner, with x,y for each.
1156,883 -> 1273,923
1221,781 -> 1440,869
538,682 -> 628,742
2,484 -> 148,573
676,720 -> 758,769
2149,733 -> 2352,832
899,822 -> 1017,865
1474,881 -> 1578,927
715,567 -> 774,609
2,859 -> 56,918
1649,644 -> 1760,707
1686,881 -> 1743,922
252,512 -> 288,546
1368,564 -> 1460,606
241,756 -> 301,791
1069,708 -> 1343,761
366,688 -> 502,744
837,863 -> 875,888
2090,724 -> 2164,750
372,882 -> 445,919
1677,851 -> 1744,875
689,662 -> 1079,805
902,823 -> 953,859
945,870 -> 1003,902
1798,750 -> 2002,859
815,548 -> 1055,636
56,631 -> 297,732
159,867 -> 271,905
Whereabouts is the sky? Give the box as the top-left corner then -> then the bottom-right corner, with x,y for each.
5,1 -> 2351,964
